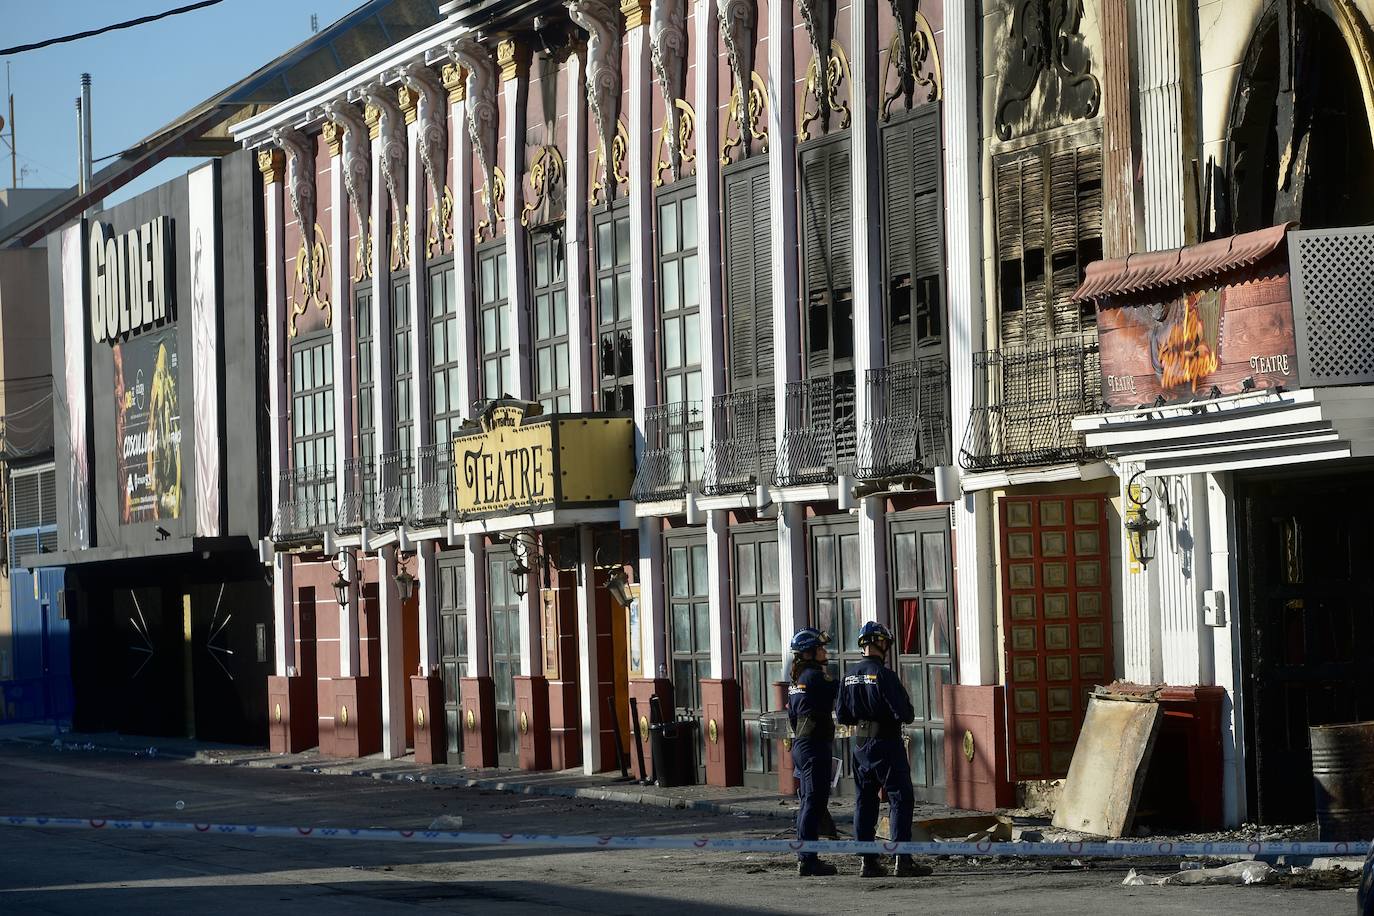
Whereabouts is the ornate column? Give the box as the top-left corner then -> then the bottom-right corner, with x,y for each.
500,38 -> 533,401
1134,0 -> 1196,251
566,47 -> 594,411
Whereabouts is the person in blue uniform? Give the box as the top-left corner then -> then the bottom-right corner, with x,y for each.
787,627 -> 839,877
837,621 -> 928,878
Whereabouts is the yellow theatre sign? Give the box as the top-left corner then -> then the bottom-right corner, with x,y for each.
453,402 -> 634,517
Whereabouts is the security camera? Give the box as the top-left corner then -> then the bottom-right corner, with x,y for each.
155,526 -> 171,540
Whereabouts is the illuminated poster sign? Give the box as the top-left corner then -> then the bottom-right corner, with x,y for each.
1096,273 -> 1299,410
114,328 -> 182,523
452,404 -> 635,517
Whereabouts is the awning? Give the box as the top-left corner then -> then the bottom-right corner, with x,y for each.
1071,223 -> 1293,303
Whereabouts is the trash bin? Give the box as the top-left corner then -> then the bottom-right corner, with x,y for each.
649,718 -> 698,788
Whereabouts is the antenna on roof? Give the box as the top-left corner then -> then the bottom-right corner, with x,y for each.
310,13 -> 319,33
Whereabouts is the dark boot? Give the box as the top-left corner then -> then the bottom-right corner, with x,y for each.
859,854 -> 889,878
818,807 -> 839,839
894,855 -> 931,877
798,858 -> 838,877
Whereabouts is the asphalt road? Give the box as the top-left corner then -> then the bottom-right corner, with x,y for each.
0,742 -> 1356,914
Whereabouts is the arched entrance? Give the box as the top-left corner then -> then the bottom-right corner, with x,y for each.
1227,0 -> 1374,232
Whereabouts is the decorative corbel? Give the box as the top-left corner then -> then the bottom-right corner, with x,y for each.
566,0 -> 623,199
718,0 -> 756,119
448,38 -> 500,231
272,126 -> 316,236
797,0 -> 836,134
650,0 -> 688,181
362,80 -> 408,233
324,100 -> 371,230
883,0 -> 941,119
401,63 -> 449,207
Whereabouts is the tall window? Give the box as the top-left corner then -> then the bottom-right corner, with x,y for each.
477,245 -> 511,401
291,336 -> 335,473
799,135 -> 854,377
594,203 -> 633,411
882,108 -> 944,364
657,191 -> 701,407
530,229 -> 570,412
993,128 -> 1103,349
723,160 -> 773,392
355,285 -> 375,464
734,529 -> 783,783
429,262 -> 463,446
391,278 -> 413,457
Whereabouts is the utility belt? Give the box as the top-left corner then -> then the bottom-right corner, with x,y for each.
848,720 -> 901,740
791,715 -> 834,741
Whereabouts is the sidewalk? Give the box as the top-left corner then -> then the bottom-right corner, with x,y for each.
0,723 -> 968,824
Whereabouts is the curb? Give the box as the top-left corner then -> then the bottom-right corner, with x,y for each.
205,752 -> 796,821
1,734 -> 201,760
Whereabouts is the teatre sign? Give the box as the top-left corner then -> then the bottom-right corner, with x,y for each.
89,217 -> 175,345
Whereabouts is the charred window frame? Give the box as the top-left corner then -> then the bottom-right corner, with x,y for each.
428,259 -> 462,447
593,201 -> 634,412
529,227 -> 571,413
476,243 -> 511,401
992,125 -> 1103,348
881,106 -> 945,364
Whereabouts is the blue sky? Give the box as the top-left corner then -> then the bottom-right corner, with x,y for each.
2,0 -> 360,204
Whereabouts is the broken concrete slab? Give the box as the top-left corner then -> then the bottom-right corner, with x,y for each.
911,814 -> 1014,843
1053,692 -> 1162,838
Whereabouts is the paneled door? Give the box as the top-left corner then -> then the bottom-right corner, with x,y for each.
437,553 -> 467,759
734,528 -> 784,788
666,533 -> 710,782
1000,494 -> 1113,780
487,549 -> 521,768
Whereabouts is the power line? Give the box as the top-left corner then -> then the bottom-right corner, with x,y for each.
0,0 -> 227,57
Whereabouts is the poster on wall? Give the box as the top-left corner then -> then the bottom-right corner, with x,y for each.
188,162 -> 220,536
114,328 -> 183,523
1096,273 -> 1299,410
61,224 -> 91,547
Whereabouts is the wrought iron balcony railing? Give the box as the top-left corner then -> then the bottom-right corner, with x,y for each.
337,455 -> 376,532
959,332 -> 1105,471
703,385 -> 776,495
415,441 -> 454,523
631,401 -> 705,501
378,449 -> 414,526
272,465 -> 336,541
856,355 -> 951,480
776,372 -> 857,487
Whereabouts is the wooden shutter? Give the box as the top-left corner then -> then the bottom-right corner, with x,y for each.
750,166 -> 774,387
882,108 -> 944,363
912,110 -> 943,352
800,138 -> 854,376
725,168 -> 757,388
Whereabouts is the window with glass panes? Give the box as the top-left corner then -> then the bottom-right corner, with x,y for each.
734,529 -> 783,784
355,285 -> 375,463
666,533 -> 710,778
809,521 -> 862,678
477,245 -> 511,401
593,203 -> 633,411
657,189 -> 704,479
292,336 -> 335,473
890,516 -> 954,802
429,262 -> 463,446
530,229 -> 570,412
391,279 -> 413,457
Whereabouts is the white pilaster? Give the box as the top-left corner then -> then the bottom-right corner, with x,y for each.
638,517 -> 666,678
1134,0 -> 1192,251
945,0 -> 996,686
1206,471 -> 1245,827
778,504 -> 808,653
264,164 -> 295,675
768,0 -> 801,460
1158,473 -> 1211,686
379,544 -> 406,757
859,497 -> 888,628
1119,462 -> 1161,684
370,116 -> 395,478
566,50 -> 593,411
706,509 -> 732,678
451,94 -> 478,416
418,541 -> 438,672
503,70 -> 531,400
327,137 -> 359,679
465,535 -> 490,677
575,527 -> 602,773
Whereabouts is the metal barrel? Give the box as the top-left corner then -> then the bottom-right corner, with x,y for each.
1310,722 -> 1374,841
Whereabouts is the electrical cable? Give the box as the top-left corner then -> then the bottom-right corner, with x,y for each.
0,0 -> 227,57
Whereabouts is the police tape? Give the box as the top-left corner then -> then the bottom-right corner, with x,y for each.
1,816 -> 1368,858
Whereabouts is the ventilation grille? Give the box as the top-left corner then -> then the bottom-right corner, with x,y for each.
1291,227 -> 1374,387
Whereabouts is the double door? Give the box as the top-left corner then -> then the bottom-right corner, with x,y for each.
487,550 -> 521,768
666,534 -> 711,783
437,554 -> 467,759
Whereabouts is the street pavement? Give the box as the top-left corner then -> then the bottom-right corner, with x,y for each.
0,741 -> 1358,914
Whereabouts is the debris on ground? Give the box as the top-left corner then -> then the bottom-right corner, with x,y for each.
428,815 -> 464,830
1053,691 -> 1161,838
1123,861 -> 1280,886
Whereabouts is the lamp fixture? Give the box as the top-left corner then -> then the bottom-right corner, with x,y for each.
1124,470 -> 1161,569
394,554 -> 417,601
505,531 -> 553,601
330,552 -> 351,610
605,569 -> 633,608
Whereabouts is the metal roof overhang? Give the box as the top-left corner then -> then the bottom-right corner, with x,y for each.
20,536 -> 256,570
1072,387 -> 1374,477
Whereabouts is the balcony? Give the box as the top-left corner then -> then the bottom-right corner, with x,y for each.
776,373 -> 856,487
415,441 -> 454,524
630,401 -> 704,502
856,356 -> 951,480
959,333 -> 1104,472
272,465 -> 336,542
337,455 -> 376,532
377,450 -> 414,526
703,386 -> 776,495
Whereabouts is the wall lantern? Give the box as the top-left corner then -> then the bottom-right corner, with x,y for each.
506,531 -> 552,602
330,552 -> 351,610
1125,470 -> 1161,569
605,569 -> 633,608
394,544 -> 416,601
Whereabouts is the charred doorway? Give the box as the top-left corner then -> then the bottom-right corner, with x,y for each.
1240,472 -> 1374,824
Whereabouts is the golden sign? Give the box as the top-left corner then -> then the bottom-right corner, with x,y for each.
708,718 -> 719,745
466,708 -> 477,731
963,729 -> 975,763
453,404 -> 635,517
340,704 -> 349,728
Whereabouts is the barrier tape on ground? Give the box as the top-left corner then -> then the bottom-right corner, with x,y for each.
0,816 -> 1367,858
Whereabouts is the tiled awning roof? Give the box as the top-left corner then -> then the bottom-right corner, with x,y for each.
1070,223 -> 1293,303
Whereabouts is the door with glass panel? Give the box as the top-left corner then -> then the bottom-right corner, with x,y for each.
437,553 -> 467,759
809,520 -> 861,791
487,549 -> 520,767
734,528 -> 784,788
890,515 -> 955,802
666,534 -> 710,781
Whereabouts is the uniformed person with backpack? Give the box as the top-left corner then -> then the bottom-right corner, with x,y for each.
786,627 -> 839,877
837,620 -> 928,878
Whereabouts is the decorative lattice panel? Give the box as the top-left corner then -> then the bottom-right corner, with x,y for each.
1290,227 -> 1374,387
